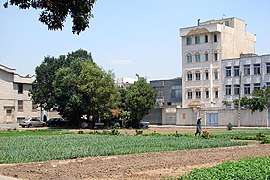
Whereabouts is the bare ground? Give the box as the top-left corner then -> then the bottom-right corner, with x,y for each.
0,142 -> 269,180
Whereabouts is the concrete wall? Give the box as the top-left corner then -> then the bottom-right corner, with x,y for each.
143,108 -> 162,125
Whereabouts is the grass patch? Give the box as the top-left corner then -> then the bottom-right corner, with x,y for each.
179,157 -> 270,180
0,134 -> 246,164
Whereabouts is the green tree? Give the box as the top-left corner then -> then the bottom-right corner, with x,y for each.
4,0 -> 96,34
125,77 -> 156,128
30,49 -> 93,111
240,87 -> 270,112
30,49 -> 120,127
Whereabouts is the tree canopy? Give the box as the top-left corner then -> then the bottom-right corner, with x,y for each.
125,77 -> 156,128
240,86 -> 270,112
30,49 -> 120,126
4,0 -> 96,34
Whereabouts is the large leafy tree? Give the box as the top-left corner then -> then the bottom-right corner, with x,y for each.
240,86 -> 270,112
4,0 -> 96,34
125,77 -> 156,128
30,49 -> 120,126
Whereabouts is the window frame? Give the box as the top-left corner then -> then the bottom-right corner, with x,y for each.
195,71 -> 201,80
244,65 -> 250,76
187,72 -> 192,81
195,35 -> 200,44
254,64 -> 261,75
225,85 -> 232,95
195,52 -> 200,62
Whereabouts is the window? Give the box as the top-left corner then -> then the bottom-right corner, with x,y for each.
205,89 -> 209,98
195,71 -> 201,80
267,82 -> 270,88
266,63 -> 270,73
214,89 -> 219,98
171,86 -> 180,98
234,66 -> 240,76
186,53 -> 192,63
214,52 -> 218,61
32,102 -> 38,112
195,52 -> 200,62
205,35 -> 208,43
214,70 -> 219,80
205,51 -> 209,61
244,84 -> 251,95
225,85 -> 231,95
226,67 -> 231,77
205,70 -> 209,80
234,84 -> 240,95
187,90 -> 192,99
225,20 -> 230,26
187,72 -> 192,81
254,83 -> 260,91
186,37 -> 192,45
254,64 -> 261,75
18,83 -> 23,94
195,35 -> 200,44
18,100 -> 23,112
195,89 -> 201,99
244,65 -> 250,76
6,109 -> 12,116
214,34 -> 218,42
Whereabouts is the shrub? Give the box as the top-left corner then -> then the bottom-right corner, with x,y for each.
135,130 -> 143,135
256,132 -> 266,138
110,129 -> 120,135
113,122 -> 120,129
227,122 -> 233,130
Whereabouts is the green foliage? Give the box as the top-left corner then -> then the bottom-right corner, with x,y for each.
125,77 -> 156,128
4,0 -> 96,34
240,86 -> 270,112
30,49 -> 120,126
179,157 -> 270,180
227,122 -> 233,130
135,130 -> 143,135
0,134 -> 245,164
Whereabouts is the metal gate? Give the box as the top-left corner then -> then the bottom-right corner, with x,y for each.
206,113 -> 218,126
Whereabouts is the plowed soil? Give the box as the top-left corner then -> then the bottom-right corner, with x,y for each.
0,127 -> 270,180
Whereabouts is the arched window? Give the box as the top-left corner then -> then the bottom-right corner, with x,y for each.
214,69 -> 219,80
214,51 -> 218,61
186,53 -> 192,63
195,71 -> 201,80
187,71 -> 192,81
214,88 -> 219,98
195,52 -> 200,62
195,89 -> 201,99
187,89 -> 192,99
205,70 -> 209,80
205,51 -> 209,61
205,88 -> 209,98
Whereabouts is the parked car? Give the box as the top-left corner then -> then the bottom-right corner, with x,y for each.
139,120 -> 150,128
19,118 -> 46,128
46,118 -> 67,127
124,119 -> 150,128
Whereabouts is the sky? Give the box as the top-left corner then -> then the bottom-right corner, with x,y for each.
0,0 -> 270,81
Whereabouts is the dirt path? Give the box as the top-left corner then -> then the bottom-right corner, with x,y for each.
0,143 -> 270,180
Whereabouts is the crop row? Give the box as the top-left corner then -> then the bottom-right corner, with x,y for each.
0,134 -> 246,164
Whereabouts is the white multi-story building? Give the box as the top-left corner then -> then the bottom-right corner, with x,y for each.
0,64 -> 39,123
222,54 -> 270,108
180,17 -> 256,109
116,77 -> 137,88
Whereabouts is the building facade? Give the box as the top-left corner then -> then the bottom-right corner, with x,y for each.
222,54 -> 270,108
150,77 -> 182,107
116,77 -> 137,88
180,17 -> 256,109
0,64 -> 40,123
